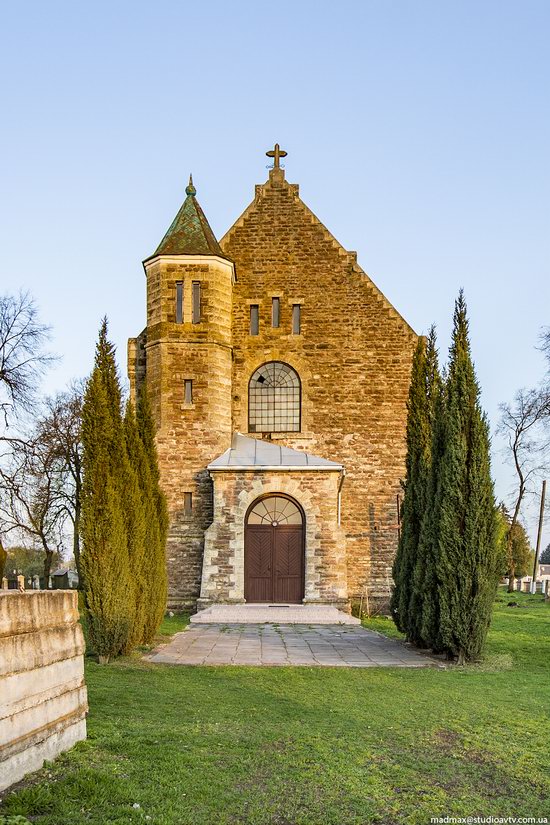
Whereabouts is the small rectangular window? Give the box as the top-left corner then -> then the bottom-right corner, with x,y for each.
250,305 -> 259,335
184,379 -> 193,405
175,281 -> 183,324
192,281 -> 201,324
272,297 -> 280,328
184,492 -> 192,515
292,304 -> 301,334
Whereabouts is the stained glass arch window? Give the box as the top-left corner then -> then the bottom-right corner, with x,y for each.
248,362 -> 301,433
247,496 -> 303,525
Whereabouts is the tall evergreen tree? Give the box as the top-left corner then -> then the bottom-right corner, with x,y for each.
94,317 -> 123,425
123,401 -> 148,650
81,322 -> 169,658
406,328 -> 442,645
80,340 -> 132,661
427,292 -> 499,663
390,337 -> 425,633
136,384 -> 168,642
417,380 -> 447,650
391,329 -> 440,637
95,322 -> 149,652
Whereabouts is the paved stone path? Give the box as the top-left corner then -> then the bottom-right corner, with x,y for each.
146,624 -> 435,668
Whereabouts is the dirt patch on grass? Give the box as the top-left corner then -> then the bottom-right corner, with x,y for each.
428,732 -> 533,799
433,728 -> 462,750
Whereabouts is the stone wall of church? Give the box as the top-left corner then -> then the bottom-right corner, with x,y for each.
199,470 -> 347,608
134,256 -> 234,610
221,169 -> 417,609
127,328 -> 147,404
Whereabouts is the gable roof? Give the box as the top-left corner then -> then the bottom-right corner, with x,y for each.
219,168 -> 416,337
208,432 -> 342,471
146,176 -> 228,262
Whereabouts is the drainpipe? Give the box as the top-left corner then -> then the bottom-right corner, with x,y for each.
337,469 -> 346,526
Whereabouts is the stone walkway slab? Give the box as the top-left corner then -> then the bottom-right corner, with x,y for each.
146,624 -> 436,668
190,604 -> 360,625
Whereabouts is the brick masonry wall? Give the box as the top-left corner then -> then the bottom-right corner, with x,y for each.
221,169 -> 417,608
0,590 -> 88,791
200,469 -> 347,608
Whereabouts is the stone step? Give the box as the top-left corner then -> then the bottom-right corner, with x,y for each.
190,604 -> 361,625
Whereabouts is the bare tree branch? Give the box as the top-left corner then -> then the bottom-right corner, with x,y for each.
539,327 -> 550,375
0,291 -> 55,433
498,386 -> 550,590
35,383 -> 84,580
0,435 -> 68,582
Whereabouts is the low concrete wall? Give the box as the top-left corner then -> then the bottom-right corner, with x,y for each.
0,590 -> 88,792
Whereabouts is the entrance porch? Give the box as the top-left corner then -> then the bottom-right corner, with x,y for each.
196,433 -> 349,614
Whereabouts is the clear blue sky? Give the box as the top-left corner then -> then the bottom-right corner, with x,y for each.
1,1 -> 549,543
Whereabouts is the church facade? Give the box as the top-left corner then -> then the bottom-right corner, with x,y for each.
128,147 -> 417,613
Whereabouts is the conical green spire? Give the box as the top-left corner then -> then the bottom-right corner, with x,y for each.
146,174 -> 228,261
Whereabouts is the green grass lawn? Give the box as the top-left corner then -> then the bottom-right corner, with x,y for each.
155,612 -> 190,639
1,592 -> 549,825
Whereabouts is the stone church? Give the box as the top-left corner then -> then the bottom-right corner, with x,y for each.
128,146 -> 417,617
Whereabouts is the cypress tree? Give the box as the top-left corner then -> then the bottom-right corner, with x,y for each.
406,327 -> 442,645
427,292 -> 499,663
123,401 -> 148,650
81,321 -> 168,658
95,317 -> 123,425
136,384 -> 169,642
391,333 -> 433,635
417,379 -> 447,651
94,322 -> 146,653
81,337 -> 132,661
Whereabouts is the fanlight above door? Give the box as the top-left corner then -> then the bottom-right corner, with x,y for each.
246,496 -> 303,526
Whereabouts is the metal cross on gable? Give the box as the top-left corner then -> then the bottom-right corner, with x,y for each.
266,143 -> 287,169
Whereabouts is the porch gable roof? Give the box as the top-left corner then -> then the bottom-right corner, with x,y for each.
208,432 -> 343,472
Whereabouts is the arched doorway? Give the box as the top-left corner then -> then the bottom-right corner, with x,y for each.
244,495 -> 305,603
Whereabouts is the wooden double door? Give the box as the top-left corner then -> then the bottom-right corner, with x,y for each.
244,496 -> 305,604
244,494 -> 304,604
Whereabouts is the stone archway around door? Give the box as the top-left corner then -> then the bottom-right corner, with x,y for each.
244,494 -> 305,604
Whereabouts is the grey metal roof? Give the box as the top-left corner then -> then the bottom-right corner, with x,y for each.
208,432 -> 342,471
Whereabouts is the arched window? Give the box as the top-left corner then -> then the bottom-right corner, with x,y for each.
246,495 -> 303,525
248,362 -> 301,433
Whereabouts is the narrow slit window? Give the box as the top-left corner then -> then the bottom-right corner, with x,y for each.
184,492 -> 192,516
184,379 -> 193,405
272,297 -> 280,328
175,281 -> 183,324
292,304 -> 301,335
192,281 -> 201,324
250,305 -> 259,335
